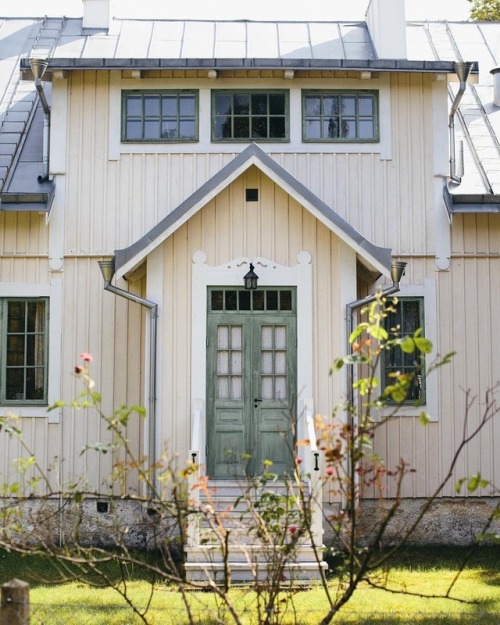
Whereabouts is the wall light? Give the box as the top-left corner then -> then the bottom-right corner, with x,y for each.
243,263 -> 259,290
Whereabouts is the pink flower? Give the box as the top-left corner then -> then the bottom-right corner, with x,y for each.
296,457 -> 303,465
74,365 -> 84,375
80,352 -> 93,362
326,467 -> 334,476
289,525 -> 298,534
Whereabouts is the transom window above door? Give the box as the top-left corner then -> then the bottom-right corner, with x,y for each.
122,90 -> 198,142
212,91 -> 289,141
210,289 -> 294,312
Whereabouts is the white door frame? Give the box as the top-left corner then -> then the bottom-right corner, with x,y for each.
191,251 -> 313,469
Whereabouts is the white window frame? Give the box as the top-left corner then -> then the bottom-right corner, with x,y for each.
0,280 -> 62,422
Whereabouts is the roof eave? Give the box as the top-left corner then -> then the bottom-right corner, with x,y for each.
20,58 -> 475,78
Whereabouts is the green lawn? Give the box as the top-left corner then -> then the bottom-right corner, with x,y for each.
0,547 -> 498,624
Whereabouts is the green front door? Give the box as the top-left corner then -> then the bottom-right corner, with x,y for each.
207,288 -> 297,478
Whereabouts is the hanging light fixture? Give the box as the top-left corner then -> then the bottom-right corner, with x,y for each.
243,263 -> 259,290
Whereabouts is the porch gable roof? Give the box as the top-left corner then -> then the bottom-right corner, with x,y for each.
114,143 -> 393,278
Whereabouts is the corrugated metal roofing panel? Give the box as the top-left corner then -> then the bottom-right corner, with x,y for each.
406,24 -> 436,61
478,23 -> 500,67
52,34 -> 87,58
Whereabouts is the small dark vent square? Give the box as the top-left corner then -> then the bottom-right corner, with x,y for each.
246,188 -> 258,202
96,501 -> 109,514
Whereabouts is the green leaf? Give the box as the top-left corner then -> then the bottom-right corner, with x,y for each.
419,411 -> 431,426
368,325 -> 388,341
467,473 -> 489,492
455,477 -> 466,493
400,336 -> 415,353
414,337 -> 433,354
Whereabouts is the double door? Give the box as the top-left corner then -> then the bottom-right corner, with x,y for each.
207,288 -> 296,478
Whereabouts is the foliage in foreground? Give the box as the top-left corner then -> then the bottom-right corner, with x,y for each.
0,294 -> 499,625
468,0 -> 500,21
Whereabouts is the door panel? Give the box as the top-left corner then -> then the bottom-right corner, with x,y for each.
207,288 -> 296,478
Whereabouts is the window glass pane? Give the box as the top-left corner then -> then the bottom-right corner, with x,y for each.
162,95 -> 177,115
217,351 -> 229,374
341,119 -> 356,138
253,291 -> 264,311
266,291 -> 278,310
144,95 -> 160,115
231,377 -> 242,400
234,117 -> 249,138
7,301 -> 24,332
269,93 -> 285,114
261,376 -> 273,400
261,326 -> 273,349
126,96 -> 142,115
215,94 -> 232,115
215,116 -> 232,138
280,291 -> 292,311
305,119 -> 321,139
226,291 -> 237,310
239,291 -> 251,310
126,120 -> 142,139
231,351 -> 242,375
27,302 -> 45,333
217,326 -> 229,349
305,96 -> 321,116
234,94 -> 250,115
359,96 -> 374,115
212,291 -> 223,311
6,369 -> 23,400
275,377 -> 287,400
218,377 -> 229,399
275,326 -> 286,349
323,96 -> 338,115
252,117 -> 267,138
402,300 -> 420,333
325,118 -> 339,138
7,336 -> 24,366
269,117 -> 285,138
27,368 -> 44,400
179,95 -> 195,115
275,351 -> 286,374
341,96 -> 356,115
27,335 -> 44,366
179,120 -> 195,139
231,326 -> 242,349
261,351 -> 273,374
162,120 -> 177,140
251,94 -> 267,114
144,120 -> 160,139
358,120 -> 374,139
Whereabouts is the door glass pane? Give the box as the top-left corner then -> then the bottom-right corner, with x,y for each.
231,377 -> 242,399
217,326 -> 229,349
231,351 -> 242,375
231,326 -> 242,349
218,378 -> 229,399
266,291 -> 278,310
217,351 -> 229,374
226,291 -> 237,310
261,351 -> 273,374
239,291 -> 251,310
275,326 -> 286,349
275,377 -> 287,400
275,351 -> 286,374
261,376 -> 273,400
211,291 -> 223,310
253,291 -> 264,310
261,326 -> 273,349
280,291 -> 292,311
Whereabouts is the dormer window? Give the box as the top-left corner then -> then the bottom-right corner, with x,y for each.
212,90 -> 289,142
122,90 -> 198,142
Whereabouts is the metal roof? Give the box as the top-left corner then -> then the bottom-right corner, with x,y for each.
1,17 -> 500,213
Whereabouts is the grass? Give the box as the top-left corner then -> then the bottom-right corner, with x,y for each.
0,547 -> 499,624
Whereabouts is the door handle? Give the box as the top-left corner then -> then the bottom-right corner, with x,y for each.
253,398 -> 262,408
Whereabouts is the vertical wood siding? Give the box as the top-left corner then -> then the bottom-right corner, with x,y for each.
3,70 -> 498,501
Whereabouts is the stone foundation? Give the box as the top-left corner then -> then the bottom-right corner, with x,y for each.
324,497 -> 500,547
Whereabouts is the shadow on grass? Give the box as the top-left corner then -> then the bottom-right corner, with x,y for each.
0,547 -> 170,588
